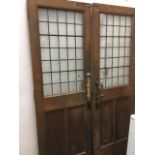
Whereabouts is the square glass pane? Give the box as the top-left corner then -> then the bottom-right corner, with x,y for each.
119,57 -> 124,66
120,38 -> 125,46
52,84 -> 60,94
107,26 -> 113,36
43,73 -> 51,84
120,26 -> 125,36
100,79 -> 105,88
114,26 -> 119,36
38,9 -> 48,21
119,67 -> 124,76
124,76 -> 129,85
106,78 -> 112,88
42,61 -> 51,72
100,69 -> 105,79
51,61 -> 59,72
48,9 -> 57,22
60,61 -> 68,71
113,68 -> 118,77
113,58 -> 119,67
50,36 -> 58,47
126,27 -> 131,36
43,84 -> 52,96
69,71 -> 76,81
52,73 -> 60,83
107,15 -> 113,25
68,37 -> 75,47
59,36 -> 67,48
76,37 -> 83,47
114,15 -> 119,25
61,83 -> 68,93
40,36 -> 49,47
100,59 -> 105,68
113,37 -> 119,47
68,49 -> 75,59
100,26 -> 106,36
76,25 -> 83,36
41,49 -> 50,60
60,49 -> 67,59
67,24 -> 75,35
125,38 -> 131,46
106,58 -> 112,67
106,68 -> 112,78
59,23 -> 66,35
124,67 -> 129,75
100,37 -> 106,47
39,22 -> 48,34
125,48 -> 130,56
113,77 -> 118,87
77,81 -> 83,91
113,48 -> 119,57
118,77 -> 124,85
61,72 -> 68,82
58,11 -> 66,22
107,48 -> 112,57
107,37 -> 113,47
100,48 -> 105,58
77,71 -> 83,80
120,16 -> 126,26
100,14 -> 106,25
120,48 -> 125,56
49,23 -> 58,35
69,82 -> 76,92
51,48 -> 59,60
69,60 -> 75,70
124,57 -> 130,65
67,11 -> 74,23
76,48 -> 83,59
126,16 -> 132,26
76,60 -> 84,70
75,12 -> 83,24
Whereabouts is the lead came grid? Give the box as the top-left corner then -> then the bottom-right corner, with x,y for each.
38,8 -> 84,96
100,14 -> 132,88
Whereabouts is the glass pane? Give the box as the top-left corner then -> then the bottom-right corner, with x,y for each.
38,9 -> 48,21
126,27 -> 131,36
49,23 -> 58,35
107,37 -> 113,47
100,37 -> 106,47
119,57 -> 124,66
52,61 -> 59,72
106,68 -> 112,78
124,57 -> 130,65
107,48 -> 112,57
53,84 -> 60,94
76,37 -> 83,47
113,37 -> 119,47
119,77 -> 124,85
77,81 -> 83,91
67,24 -> 75,35
100,26 -> 106,36
61,72 -> 68,82
120,38 -> 125,46
52,73 -> 60,83
50,36 -> 58,47
100,59 -> 105,68
113,77 -> 118,87
75,12 -> 83,24
68,49 -> 75,59
43,73 -> 51,84
106,78 -> 112,88
76,25 -> 83,36
51,49 -> 59,60
76,48 -> 83,59
126,16 -> 132,26
76,60 -> 84,70
120,16 -> 126,26
59,36 -> 67,48
61,83 -> 68,93
77,71 -> 83,80
60,49 -> 67,60
59,23 -> 66,35
113,58 -> 119,67
100,48 -> 105,58
107,15 -> 113,25
114,15 -> 119,25
120,26 -> 125,36
100,14 -> 106,25
113,68 -> 118,77
60,61 -> 68,71
68,37 -> 75,47
69,82 -> 76,92
41,49 -> 50,60
100,69 -> 105,79
40,36 -> 49,47
124,67 -> 129,75
113,48 -> 119,57
69,60 -> 75,70
124,76 -> 129,85
107,26 -> 113,36
42,61 -> 51,72
125,38 -> 131,46
69,71 -> 76,81
125,48 -> 130,56
106,58 -> 112,67
39,22 -> 48,34
67,11 -> 74,23
58,11 -> 66,22
120,48 -> 125,56
43,84 -> 52,96
48,10 -> 57,22
119,67 -> 124,76
114,26 -> 119,36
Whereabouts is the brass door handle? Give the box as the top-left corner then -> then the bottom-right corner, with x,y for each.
86,73 -> 91,103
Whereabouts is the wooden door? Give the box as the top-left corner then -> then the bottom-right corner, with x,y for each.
28,1 -> 92,155
91,4 -> 135,155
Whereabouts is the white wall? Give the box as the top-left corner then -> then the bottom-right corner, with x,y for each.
19,0 -> 135,155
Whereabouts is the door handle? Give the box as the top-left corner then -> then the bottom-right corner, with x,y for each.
86,73 -> 91,108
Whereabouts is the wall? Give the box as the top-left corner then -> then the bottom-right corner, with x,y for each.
19,0 -> 135,155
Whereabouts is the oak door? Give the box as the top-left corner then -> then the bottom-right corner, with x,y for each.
28,1 -> 92,155
91,4 -> 135,155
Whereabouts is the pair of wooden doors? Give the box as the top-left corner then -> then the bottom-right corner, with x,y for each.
28,0 -> 135,155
